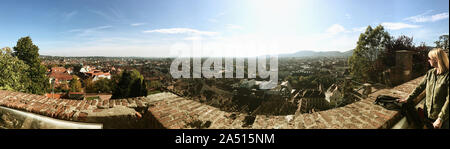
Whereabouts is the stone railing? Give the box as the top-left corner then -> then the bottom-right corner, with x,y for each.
0,76 -> 424,129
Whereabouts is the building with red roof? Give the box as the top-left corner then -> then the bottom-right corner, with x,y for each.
48,67 -> 73,87
85,69 -> 111,81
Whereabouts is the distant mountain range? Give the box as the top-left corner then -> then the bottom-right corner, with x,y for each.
278,49 -> 354,58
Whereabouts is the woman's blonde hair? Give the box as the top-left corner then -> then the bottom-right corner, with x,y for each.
428,48 -> 449,74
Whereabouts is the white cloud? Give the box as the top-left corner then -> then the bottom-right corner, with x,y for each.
96,26 -> 112,30
90,9 -> 123,22
131,23 -> 146,26
208,12 -> 226,23
430,13 -> 449,21
184,36 -> 203,41
381,22 -> 421,30
143,28 -> 218,36
62,11 -> 78,21
404,11 -> 449,23
226,24 -> 244,30
68,25 -> 112,36
326,24 -> 346,35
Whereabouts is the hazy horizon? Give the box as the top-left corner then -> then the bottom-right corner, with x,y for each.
38,49 -> 355,58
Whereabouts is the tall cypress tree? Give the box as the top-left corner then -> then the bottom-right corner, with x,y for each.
112,70 -> 132,99
13,36 -> 49,95
111,70 -> 148,99
69,75 -> 82,92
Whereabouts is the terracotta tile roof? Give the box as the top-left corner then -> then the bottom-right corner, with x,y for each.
48,72 -> 73,80
45,93 -> 63,99
51,67 -> 67,73
85,70 -> 111,77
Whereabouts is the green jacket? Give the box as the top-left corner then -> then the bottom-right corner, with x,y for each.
406,68 -> 449,121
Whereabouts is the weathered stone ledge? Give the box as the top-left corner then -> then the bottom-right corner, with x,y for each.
0,76 -> 424,129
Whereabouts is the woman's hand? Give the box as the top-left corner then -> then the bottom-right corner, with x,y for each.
433,118 -> 443,129
397,98 -> 407,103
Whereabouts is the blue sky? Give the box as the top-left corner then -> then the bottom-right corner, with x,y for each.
0,0 -> 448,57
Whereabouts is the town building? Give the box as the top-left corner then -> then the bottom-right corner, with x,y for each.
48,67 -> 73,87
325,84 -> 344,107
297,90 -> 328,113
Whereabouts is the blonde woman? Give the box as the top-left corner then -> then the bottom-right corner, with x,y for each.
398,48 -> 449,129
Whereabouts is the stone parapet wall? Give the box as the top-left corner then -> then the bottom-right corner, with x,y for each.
0,76 -> 424,129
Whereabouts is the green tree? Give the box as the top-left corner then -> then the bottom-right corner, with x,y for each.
0,47 -> 31,92
69,75 -> 82,92
435,35 -> 449,51
383,35 -> 415,67
84,78 -> 96,93
13,36 -> 49,95
111,70 -> 148,99
348,25 -> 391,83
297,76 -> 316,89
93,78 -> 113,93
130,77 -> 147,98
72,64 -> 82,74
314,75 -> 337,90
148,80 -> 163,90
413,42 -> 432,75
